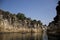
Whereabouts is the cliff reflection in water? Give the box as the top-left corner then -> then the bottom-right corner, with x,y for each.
48,35 -> 60,40
0,33 -> 42,40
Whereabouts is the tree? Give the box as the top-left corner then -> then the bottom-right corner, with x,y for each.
37,20 -> 42,25
32,19 -> 37,24
26,17 -> 31,20
16,13 -> 26,20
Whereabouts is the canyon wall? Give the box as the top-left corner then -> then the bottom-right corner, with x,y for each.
47,1 -> 60,35
0,9 -> 43,33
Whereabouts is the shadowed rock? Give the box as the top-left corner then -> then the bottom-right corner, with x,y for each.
47,1 -> 60,36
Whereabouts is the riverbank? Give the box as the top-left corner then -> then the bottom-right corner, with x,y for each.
0,9 -> 43,33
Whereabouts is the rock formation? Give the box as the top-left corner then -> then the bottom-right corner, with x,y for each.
47,1 -> 60,35
0,9 -> 43,33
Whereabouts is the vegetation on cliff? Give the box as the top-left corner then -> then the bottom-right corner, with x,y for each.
0,9 -> 43,33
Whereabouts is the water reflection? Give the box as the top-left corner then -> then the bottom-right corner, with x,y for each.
48,35 -> 60,40
0,33 -> 43,40
43,31 -> 48,40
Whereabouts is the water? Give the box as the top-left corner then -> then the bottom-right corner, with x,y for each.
48,34 -> 60,40
42,31 -> 48,40
0,33 -> 43,40
0,32 -> 60,40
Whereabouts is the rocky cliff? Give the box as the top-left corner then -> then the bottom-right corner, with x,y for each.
47,1 -> 60,35
0,9 -> 43,33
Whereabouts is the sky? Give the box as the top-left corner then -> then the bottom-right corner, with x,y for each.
0,0 -> 59,25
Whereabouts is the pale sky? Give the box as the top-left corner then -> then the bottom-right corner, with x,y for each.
0,0 -> 58,25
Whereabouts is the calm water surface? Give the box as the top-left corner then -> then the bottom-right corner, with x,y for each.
0,32 -> 46,40
0,32 -> 60,40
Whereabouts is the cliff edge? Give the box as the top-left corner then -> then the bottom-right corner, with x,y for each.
0,9 -> 43,33
47,1 -> 60,36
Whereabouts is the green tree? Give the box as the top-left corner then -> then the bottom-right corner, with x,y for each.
31,19 -> 37,25
37,20 -> 42,25
16,13 -> 26,20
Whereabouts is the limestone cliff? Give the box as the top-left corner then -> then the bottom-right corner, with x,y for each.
0,9 -> 43,33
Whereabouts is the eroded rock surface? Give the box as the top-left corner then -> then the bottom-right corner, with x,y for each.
0,9 -> 43,33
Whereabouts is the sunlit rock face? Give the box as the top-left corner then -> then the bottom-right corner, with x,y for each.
0,9 -> 43,33
47,1 -> 60,35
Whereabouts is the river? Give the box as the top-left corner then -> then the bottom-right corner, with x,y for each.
0,32 -> 60,40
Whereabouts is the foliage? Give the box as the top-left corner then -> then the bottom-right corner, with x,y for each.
16,13 -> 26,20
37,20 -> 42,25
0,9 -> 43,26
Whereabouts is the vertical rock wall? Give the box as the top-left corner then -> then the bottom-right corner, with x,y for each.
47,1 -> 60,35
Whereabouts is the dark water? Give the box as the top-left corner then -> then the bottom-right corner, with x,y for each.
48,35 -> 60,40
0,32 -> 60,40
0,33 -> 43,40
